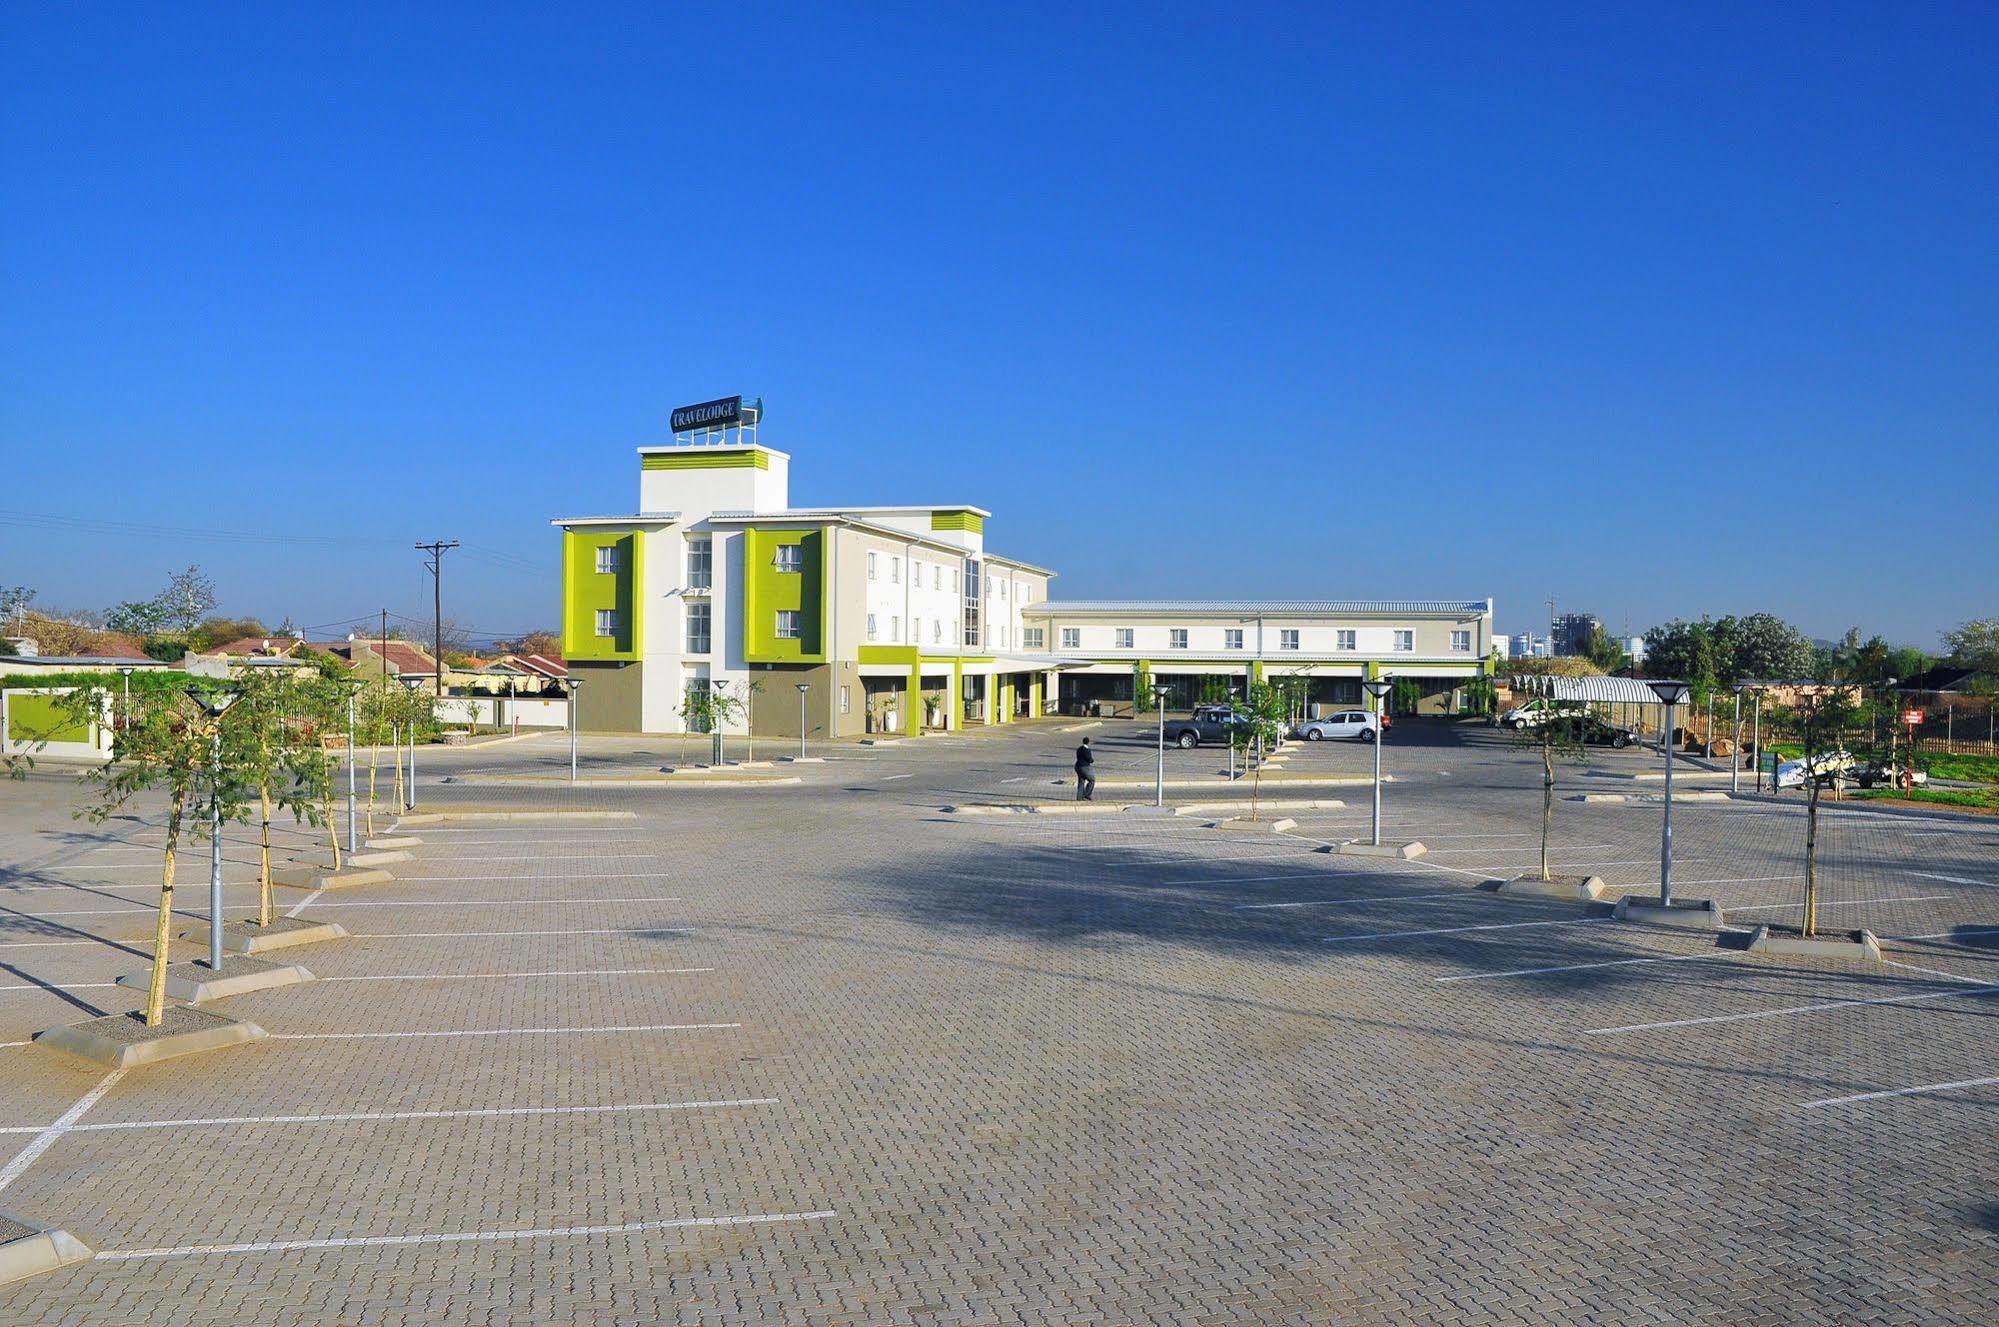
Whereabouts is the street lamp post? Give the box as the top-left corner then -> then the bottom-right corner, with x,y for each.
185,687 -> 241,972
796,683 -> 810,759
568,679 -> 582,783
1362,677 -> 1395,847
1152,683 -> 1171,808
1730,684 -> 1744,794
710,680 -> 726,766
1646,680 -> 1692,906
1752,688 -> 1764,793
346,686 -> 359,855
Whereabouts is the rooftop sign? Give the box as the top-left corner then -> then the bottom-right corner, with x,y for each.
670,395 -> 758,433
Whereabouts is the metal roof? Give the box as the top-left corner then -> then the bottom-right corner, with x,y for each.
1530,675 -> 1676,705
1023,600 -> 1489,618
547,513 -> 679,527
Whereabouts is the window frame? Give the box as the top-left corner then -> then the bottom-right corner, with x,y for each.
775,609 -> 801,640
773,544 -> 803,574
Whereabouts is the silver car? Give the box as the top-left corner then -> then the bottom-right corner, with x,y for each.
1293,709 -> 1379,742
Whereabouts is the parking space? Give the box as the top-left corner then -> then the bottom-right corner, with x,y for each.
0,718 -> 1992,1324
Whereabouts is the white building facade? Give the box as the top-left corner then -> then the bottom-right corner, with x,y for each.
552,439 -> 1062,739
554,426 -> 1496,735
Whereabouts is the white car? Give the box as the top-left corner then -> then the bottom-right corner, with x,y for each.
1498,699 -> 1562,729
1293,710 -> 1380,742
1774,750 -> 1857,790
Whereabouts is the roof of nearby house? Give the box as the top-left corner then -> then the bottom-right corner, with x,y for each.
87,637 -> 157,661
1898,666 -> 1990,693
503,652 -> 568,681
1023,599 -> 1490,618
0,654 -> 170,670
208,636 -> 301,657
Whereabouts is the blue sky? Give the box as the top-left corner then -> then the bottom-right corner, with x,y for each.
3,4 -> 1993,649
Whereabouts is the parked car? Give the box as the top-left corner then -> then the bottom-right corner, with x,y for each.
1293,709 -> 1380,742
1774,750 -> 1857,790
1498,699 -> 1563,729
1851,759 -> 1928,790
1162,705 -> 1246,749
1577,715 -> 1635,748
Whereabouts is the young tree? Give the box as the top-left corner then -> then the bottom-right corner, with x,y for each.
70,683 -> 244,1026
231,671 -> 334,925
160,565 -> 219,634
0,585 -> 33,636
1584,624 -> 1625,671
1226,682 -> 1289,821
1513,703 -> 1589,882
1793,676 -> 1862,937
741,677 -> 765,761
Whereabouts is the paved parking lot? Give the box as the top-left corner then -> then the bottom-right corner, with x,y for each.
0,718 -> 1993,1324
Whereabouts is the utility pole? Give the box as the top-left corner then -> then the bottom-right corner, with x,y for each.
415,541 -> 459,697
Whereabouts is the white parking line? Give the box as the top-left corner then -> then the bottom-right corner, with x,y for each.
95,1208 -> 838,1260
1324,918 -> 1609,944
0,1096 -> 773,1136
1159,871 -> 1340,887
1914,872 -> 1998,890
1437,951 -> 1725,983
1585,983 -> 1999,1034
0,940 -> 97,950
323,967 -> 712,983
1237,891 -> 1466,910
391,873 -> 678,883
311,896 -> 682,910
346,927 -> 692,939
1800,1075 -> 1999,1110
0,1069 -> 124,1194
411,855 -> 660,863
1423,844 -> 1620,855
1727,894 -> 1953,913
270,1021 -> 739,1041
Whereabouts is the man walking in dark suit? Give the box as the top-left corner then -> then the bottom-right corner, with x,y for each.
1074,737 -> 1096,801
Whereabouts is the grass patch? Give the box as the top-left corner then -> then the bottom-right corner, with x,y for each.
1848,786 -> 1999,813
1768,744 -> 1999,785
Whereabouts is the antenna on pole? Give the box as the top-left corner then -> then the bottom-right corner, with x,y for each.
415,541 -> 459,696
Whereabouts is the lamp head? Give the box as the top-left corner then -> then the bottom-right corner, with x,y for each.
1646,679 -> 1691,706
183,686 -> 240,718
1361,678 -> 1394,700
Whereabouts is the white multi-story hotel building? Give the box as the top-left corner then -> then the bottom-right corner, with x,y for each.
553,418 -> 1496,737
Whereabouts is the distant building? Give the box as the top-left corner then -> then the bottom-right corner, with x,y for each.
1627,636 -> 1647,666
1552,613 -> 1602,657
1508,633 -> 1551,659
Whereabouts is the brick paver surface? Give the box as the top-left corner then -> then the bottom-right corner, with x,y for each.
0,719 -> 1993,1324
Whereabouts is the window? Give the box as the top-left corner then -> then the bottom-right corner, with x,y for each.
839,685 -> 850,715
594,545 -> 620,574
1115,628 -> 1134,649
1024,627 -> 1045,650
684,602 -> 710,653
911,559 -> 923,585
1336,629 -> 1356,651
775,610 -> 801,640
1279,629 -> 1300,650
594,609 -> 617,638
1394,630 -> 1415,652
952,567 -> 961,594
866,551 -> 877,581
1169,628 -> 1189,649
686,537 -> 711,589
774,544 -> 803,573
997,625 -> 1007,647
866,613 -> 878,642
933,565 -> 942,590
1451,629 -> 1472,652
1061,627 -> 1080,649
1225,629 -> 1243,650
932,619 -> 942,644
891,615 -> 901,642
890,557 -> 900,584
